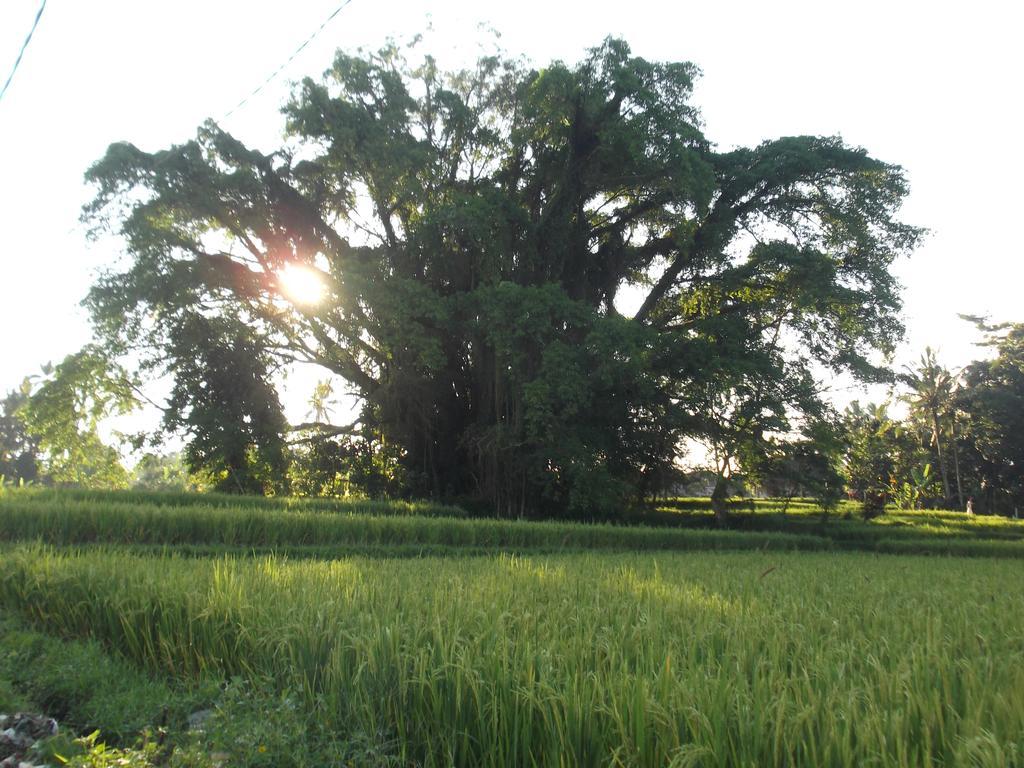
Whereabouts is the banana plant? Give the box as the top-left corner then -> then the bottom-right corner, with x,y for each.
893,463 -> 933,510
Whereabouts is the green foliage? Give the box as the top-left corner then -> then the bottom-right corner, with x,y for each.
304,379 -> 335,424
190,677 -> 397,768
892,462 -> 934,511
956,321 -> 1024,514
53,731 -> 170,768
838,402 -> 923,518
0,381 -> 40,485
19,348 -> 135,489
131,452 -> 197,492
753,423 -> 845,515
0,613 -> 203,743
0,610 -> 364,768
0,672 -> 29,713
288,426 -> 408,500
83,37 -> 920,515
900,347 -> 958,505
162,314 -> 290,495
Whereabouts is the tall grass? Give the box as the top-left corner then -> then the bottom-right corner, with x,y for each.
1,546 -> 1022,767
6,486 -> 467,517
5,490 -> 1024,557
0,493 -> 829,553
653,498 -> 1024,556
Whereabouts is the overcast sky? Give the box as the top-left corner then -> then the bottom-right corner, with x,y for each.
1,0 -> 1021,428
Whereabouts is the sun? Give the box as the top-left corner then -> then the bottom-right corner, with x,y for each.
277,263 -> 324,305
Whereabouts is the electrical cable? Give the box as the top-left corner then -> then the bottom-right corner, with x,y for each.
222,0 -> 355,120
0,0 -> 48,104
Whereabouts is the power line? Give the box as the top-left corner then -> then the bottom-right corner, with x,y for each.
222,0 -> 356,120
0,0 -> 47,104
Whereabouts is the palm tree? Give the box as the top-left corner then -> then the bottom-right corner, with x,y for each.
945,367 -> 966,510
900,348 -> 958,507
306,379 -> 336,424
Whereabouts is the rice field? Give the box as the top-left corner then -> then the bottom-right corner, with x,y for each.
1,490 -> 1024,766
3,490 -> 1024,558
0,491 -> 826,554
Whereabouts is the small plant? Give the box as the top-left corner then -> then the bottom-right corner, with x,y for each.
55,731 -> 157,767
892,463 -> 933,510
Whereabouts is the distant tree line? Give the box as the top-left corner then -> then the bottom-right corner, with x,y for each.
4,318 -> 1024,518
837,320 -> 1024,518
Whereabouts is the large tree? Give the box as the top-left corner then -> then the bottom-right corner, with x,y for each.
956,321 -> 1024,515
83,38 -> 919,514
163,312 -> 291,494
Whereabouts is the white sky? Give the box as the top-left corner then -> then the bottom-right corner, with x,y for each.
1,0 -> 1021,432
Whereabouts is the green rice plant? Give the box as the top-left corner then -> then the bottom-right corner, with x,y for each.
4,486 -> 466,518
653,498 -> 1024,556
7,489 -> 1024,558
0,546 -> 1022,767
0,493 -> 830,554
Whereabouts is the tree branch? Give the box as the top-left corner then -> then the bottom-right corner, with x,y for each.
287,420 -> 362,444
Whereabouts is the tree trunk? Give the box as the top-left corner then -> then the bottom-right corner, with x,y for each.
950,414 -> 964,509
711,474 -> 729,528
931,410 -> 951,505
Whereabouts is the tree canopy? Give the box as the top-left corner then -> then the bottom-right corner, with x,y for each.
162,312 -> 291,494
18,348 -> 135,489
0,382 -> 40,485
83,38 -> 920,513
955,321 -> 1024,514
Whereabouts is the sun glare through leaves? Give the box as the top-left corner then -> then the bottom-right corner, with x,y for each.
277,263 -> 324,305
